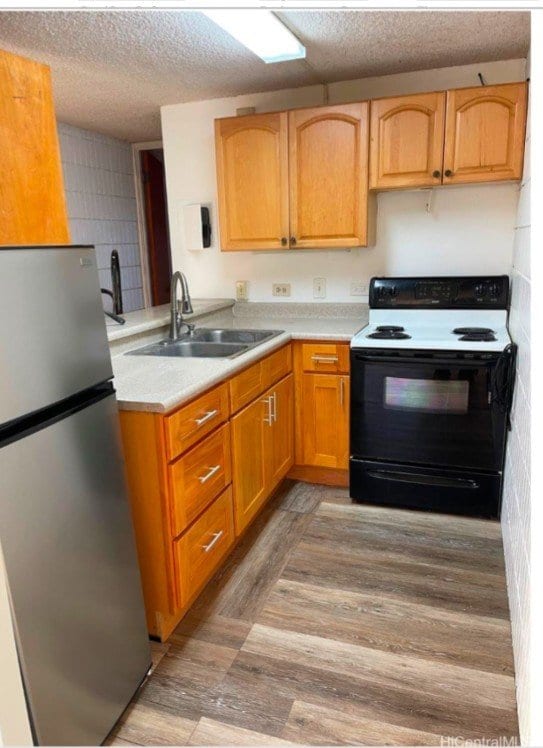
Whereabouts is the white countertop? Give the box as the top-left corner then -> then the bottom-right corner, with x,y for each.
106,299 -> 235,341
112,314 -> 367,413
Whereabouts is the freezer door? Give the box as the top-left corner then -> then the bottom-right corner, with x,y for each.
0,392 -> 151,746
0,246 -> 113,424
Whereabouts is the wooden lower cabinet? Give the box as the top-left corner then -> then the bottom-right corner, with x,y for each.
230,393 -> 270,535
269,374 -> 294,488
292,341 -> 350,485
175,487 -> 235,608
299,373 -> 350,469
231,373 -> 294,535
120,344 -> 295,640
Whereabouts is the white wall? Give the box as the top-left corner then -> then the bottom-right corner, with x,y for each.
501,78 -> 531,745
57,123 -> 144,312
162,58 -> 525,303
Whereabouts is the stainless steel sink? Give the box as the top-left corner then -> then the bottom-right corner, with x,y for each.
126,328 -> 283,359
190,328 -> 278,344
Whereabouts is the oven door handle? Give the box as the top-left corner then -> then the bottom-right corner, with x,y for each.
367,470 -> 480,490
352,353 -> 495,366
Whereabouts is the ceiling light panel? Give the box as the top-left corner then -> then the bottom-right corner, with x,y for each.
202,10 -> 306,64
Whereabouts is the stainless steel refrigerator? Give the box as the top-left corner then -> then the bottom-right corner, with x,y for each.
0,246 -> 151,746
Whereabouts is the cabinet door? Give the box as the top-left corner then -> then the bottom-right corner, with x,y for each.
268,374 -> 294,488
300,374 -> 349,469
215,112 -> 289,251
0,49 -> 70,245
369,92 -> 446,190
443,83 -> 527,184
289,103 -> 370,248
230,394 -> 270,535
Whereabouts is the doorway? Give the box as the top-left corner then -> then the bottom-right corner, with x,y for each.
139,147 -> 172,306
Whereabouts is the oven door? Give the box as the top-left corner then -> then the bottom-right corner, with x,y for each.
350,350 -> 507,472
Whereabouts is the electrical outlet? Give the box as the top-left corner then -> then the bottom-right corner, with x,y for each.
273,283 -> 291,297
313,277 -> 326,299
350,281 -> 368,296
236,280 -> 248,301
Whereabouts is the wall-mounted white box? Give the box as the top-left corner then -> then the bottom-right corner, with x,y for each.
182,203 -> 211,251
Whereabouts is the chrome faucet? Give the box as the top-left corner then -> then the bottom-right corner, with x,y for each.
169,270 -> 194,341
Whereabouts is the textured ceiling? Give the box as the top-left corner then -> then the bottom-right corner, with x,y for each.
0,10 -> 530,142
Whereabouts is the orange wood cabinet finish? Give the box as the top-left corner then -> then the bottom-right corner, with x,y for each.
215,112 -> 289,251
229,343 -> 292,414
369,92 -> 446,190
292,341 -> 350,482
0,49 -> 70,245
443,83 -> 527,185
370,83 -> 527,191
164,383 -> 229,460
119,344 -> 295,641
215,104 -> 372,251
169,423 -> 232,537
231,373 -> 294,535
175,487 -> 235,609
301,342 -> 350,375
288,103 -> 371,248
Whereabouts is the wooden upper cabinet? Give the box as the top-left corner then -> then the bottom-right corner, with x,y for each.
369,92 -> 446,190
289,103 -> 370,248
215,112 -> 289,251
0,49 -> 70,245
443,83 -> 527,184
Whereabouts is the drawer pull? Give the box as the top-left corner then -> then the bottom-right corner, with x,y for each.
202,530 -> 224,553
194,409 -> 218,427
198,465 -> 221,484
311,355 -> 338,364
262,396 -> 273,425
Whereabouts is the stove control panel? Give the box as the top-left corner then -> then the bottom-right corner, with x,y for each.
370,276 -> 509,309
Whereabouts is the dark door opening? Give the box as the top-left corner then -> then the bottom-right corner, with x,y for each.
141,149 -> 172,306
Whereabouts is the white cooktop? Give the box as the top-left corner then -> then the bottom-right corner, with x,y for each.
351,309 -> 511,352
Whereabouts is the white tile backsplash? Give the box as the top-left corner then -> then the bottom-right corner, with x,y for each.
501,99 -> 531,744
57,122 -> 144,312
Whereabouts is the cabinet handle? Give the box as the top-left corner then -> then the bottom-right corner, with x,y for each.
202,530 -> 223,553
444,169 -> 453,177
261,396 -> 273,425
432,170 -> 441,178
290,236 -> 297,246
272,391 -> 277,423
340,377 -> 345,407
281,237 -> 288,246
198,465 -> 221,484
311,355 -> 338,364
194,409 -> 218,427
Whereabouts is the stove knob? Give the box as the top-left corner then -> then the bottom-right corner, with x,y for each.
489,282 -> 500,297
475,284 -> 484,297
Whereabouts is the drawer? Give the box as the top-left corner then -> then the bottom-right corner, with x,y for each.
229,344 -> 292,414
175,487 -> 235,607
263,344 -> 292,388
165,383 -> 229,461
229,360 -> 266,414
169,423 -> 232,536
301,342 -> 349,374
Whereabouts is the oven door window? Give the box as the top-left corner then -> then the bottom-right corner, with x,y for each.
384,377 -> 469,414
350,358 -> 506,471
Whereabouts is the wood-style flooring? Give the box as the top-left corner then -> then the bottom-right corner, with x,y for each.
106,481 -> 518,746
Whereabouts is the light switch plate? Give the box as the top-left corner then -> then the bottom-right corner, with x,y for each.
313,278 -> 326,299
236,280 -> 249,301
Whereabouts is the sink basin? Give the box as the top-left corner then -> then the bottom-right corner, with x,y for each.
126,328 -> 283,359
190,328 -> 279,344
